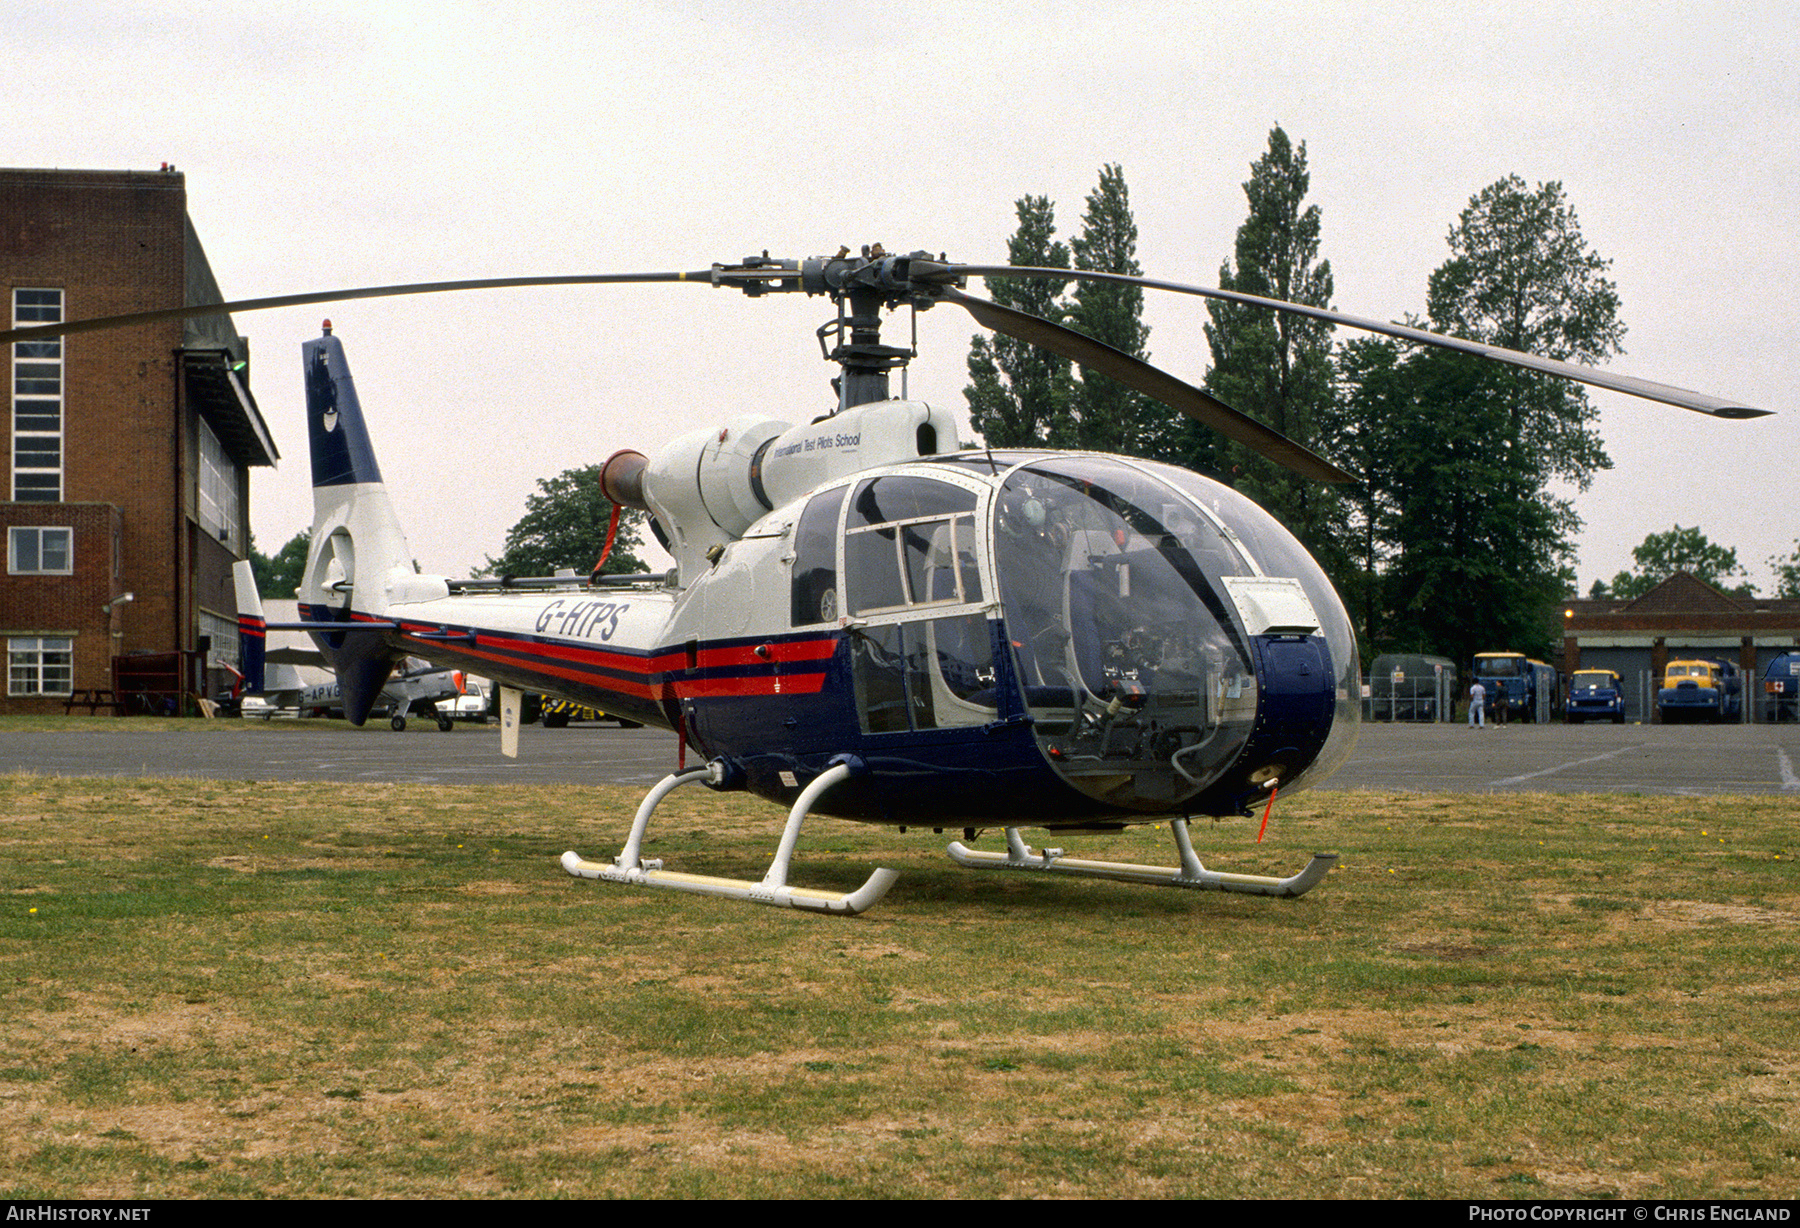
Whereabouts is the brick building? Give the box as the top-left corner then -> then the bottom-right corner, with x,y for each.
1,167 -> 276,713
1560,572 -> 1800,722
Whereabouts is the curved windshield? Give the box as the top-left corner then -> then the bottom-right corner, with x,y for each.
993,458 -> 1259,810
1138,460 -> 1360,793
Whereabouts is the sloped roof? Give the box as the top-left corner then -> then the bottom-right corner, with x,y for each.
1622,571 -> 1747,615
1562,571 -> 1800,636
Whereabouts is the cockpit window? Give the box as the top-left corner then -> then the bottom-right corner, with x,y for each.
848,474 -> 977,528
845,476 -> 983,616
840,474 -> 996,735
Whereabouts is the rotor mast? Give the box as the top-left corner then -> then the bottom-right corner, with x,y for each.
711,246 -> 955,412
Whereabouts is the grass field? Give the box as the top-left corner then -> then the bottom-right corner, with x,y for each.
0,771 -> 1795,1198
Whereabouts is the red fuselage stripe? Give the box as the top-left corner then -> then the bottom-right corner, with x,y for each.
375,621 -> 838,704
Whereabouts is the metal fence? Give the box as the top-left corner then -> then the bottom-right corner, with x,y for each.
1361,669 -> 1457,722
1359,667 -> 1798,724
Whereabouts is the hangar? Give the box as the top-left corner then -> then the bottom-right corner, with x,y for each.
0,167 -> 275,714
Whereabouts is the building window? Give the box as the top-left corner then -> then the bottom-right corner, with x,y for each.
198,610 -> 239,670
9,526 -> 72,574
12,288 -> 63,502
197,418 -> 242,551
8,636 -> 73,696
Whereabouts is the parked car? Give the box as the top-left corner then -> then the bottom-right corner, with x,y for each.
436,675 -> 491,724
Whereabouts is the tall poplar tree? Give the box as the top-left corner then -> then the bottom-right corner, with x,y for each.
1332,337 -> 1409,651
1065,164 -> 1151,454
1199,127 -> 1341,555
964,196 -> 1071,447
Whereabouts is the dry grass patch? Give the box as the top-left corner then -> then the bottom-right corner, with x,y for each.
0,776 -> 1794,1197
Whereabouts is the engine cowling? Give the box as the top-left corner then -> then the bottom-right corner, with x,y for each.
606,399 -> 959,584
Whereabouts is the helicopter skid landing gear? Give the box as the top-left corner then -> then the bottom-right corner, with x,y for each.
560,760 -> 899,915
946,820 -> 1337,898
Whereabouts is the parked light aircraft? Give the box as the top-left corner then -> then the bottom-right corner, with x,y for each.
4,250 -> 1769,914
233,574 -> 467,729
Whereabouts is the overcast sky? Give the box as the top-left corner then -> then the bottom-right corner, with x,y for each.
15,0 -> 1799,592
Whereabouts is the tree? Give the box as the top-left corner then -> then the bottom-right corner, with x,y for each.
1332,336 -> 1411,650
964,196 -> 1072,448
1772,541 -> 1800,599
482,465 -> 646,579
1197,127 -> 1343,559
250,529 -> 310,599
1344,177 -> 1624,666
1424,176 -> 1619,489
1609,525 -> 1752,599
1378,345 -> 1573,664
1064,164 -> 1152,454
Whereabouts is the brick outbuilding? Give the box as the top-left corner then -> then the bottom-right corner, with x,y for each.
1559,572 -> 1800,722
1,167 -> 276,713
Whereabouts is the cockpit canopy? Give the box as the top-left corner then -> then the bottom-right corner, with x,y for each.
785,452 -> 1359,815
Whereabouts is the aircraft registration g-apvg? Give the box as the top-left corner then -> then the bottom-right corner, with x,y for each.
6,250 -> 1770,914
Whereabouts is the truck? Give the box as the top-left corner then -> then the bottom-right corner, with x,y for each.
1761,652 -> 1799,722
1656,659 -> 1742,724
540,696 -> 644,729
1471,652 -> 1558,723
1366,653 -> 1454,721
1565,668 -> 1625,724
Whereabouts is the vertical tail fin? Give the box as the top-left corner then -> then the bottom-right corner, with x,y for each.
304,323 -> 385,489
298,324 -> 409,724
232,559 -> 267,695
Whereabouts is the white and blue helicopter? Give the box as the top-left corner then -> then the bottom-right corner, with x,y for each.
8,251 -> 1768,914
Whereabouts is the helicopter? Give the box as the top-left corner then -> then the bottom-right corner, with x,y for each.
6,249 -> 1770,914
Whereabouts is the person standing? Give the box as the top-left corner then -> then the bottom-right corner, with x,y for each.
1469,681 -> 1487,729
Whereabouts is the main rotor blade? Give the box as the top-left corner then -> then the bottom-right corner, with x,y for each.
954,265 -> 1772,420
0,271 -> 713,345
941,287 -> 1356,485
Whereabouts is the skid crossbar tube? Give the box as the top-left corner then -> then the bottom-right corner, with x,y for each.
561,761 -> 899,915
946,819 -> 1336,898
